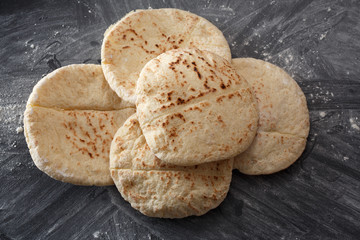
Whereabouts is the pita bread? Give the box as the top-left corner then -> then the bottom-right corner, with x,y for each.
24,64 -> 135,185
136,48 -> 258,166
101,8 -> 231,103
110,114 -> 233,218
232,58 -> 310,175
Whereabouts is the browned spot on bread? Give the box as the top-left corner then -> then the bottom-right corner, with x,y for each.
238,138 -> 243,144
194,66 -> 201,79
204,79 -> 209,89
220,83 -> 226,89
122,46 -> 130,49
193,106 -> 202,112
199,102 -> 210,108
167,91 -> 174,100
177,97 -> 185,105
127,29 -> 138,36
217,116 -> 224,123
174,113 -> 186,122
169,127 -> 178,137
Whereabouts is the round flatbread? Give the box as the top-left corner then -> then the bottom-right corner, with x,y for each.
136,48 -> 258,166
24,64 -> 135,186
232,58 -> 310,175
110,114 -> 233,218
101,8 -> 231,103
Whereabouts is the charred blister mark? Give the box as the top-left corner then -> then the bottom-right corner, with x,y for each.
217,115 -> 224,124
169,127 -> 178,137
167,91 -> 174,101
173,113 -> 186,122
194,66 -> 201,79
177,97 -> 186,105
204,79 -> 210,89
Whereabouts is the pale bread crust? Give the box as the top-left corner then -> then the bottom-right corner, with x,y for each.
24,64 -> 135,185
28,64 -> 133,110
101,8 -> 231,103
232,58 -> 310,175
110,114 -> 233,218
136,48 -> 258,166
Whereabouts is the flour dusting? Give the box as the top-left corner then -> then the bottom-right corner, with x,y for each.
16,127 -> 23,134
350,118 -> 359,130
93,231 -> 100,238
319,31 -> 328,40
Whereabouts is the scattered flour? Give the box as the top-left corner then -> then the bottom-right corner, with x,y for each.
219,5 -> 235,15
55,168 -> 74,178
319,112 -> 326,117
350,117 -> 360,130
327,7 -> 331,12
16,127 -> 23,134
93,231 -> 100,238
282,78 -> 289,85
343,156 -> 349,161
351,123 -> 360,131
319,31 -> 328,40
11,141 -> 17,148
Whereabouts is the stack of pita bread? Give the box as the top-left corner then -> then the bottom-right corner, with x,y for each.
24,9 -> 309,218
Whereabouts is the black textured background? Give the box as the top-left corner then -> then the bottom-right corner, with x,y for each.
1,0 -> 360,239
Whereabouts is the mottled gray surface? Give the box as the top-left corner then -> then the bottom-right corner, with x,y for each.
1,0 -> 359,239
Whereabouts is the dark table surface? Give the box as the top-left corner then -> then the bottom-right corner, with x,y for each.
1,0 -> 360,239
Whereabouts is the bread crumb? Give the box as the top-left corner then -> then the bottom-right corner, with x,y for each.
319,112 -> 326,117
